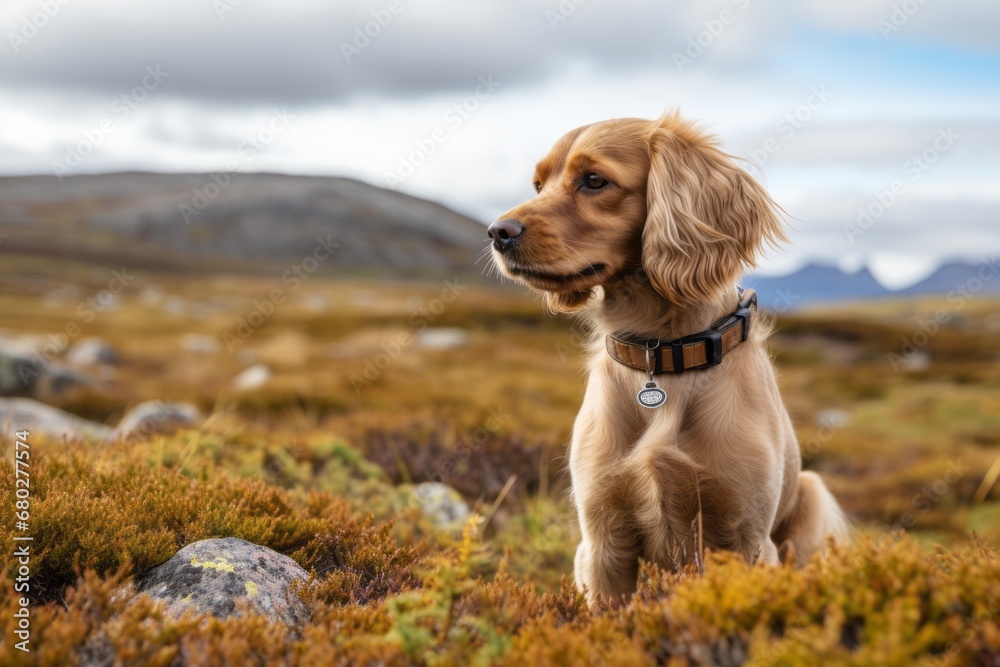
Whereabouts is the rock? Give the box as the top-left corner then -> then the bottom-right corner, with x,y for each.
42,284 -> 82,307
116,400 -> 202,438
162,296 -> 186,315
416,328 -> 469,350
233,364 -> 271,391
816,409 -> 850,429
407,482 -> 471,528
139,285 -> 164,306
303,293 -> 328,312
0,398 -> 115,441
137,538 -> 309,626
180,333 -> 220,354
0,338 -> 97,397
898,351 -> 931,372
65,337 -> 119,366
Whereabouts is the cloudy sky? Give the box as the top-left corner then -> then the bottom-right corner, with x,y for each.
1,0 -> 997,287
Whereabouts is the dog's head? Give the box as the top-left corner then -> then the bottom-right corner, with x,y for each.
489,112 -> 786,312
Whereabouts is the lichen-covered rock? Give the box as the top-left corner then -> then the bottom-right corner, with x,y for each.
0,397 -> 115,440
406,482 -> 471,528
116,399 -> 201,438
137,538 -> 310,626
65,336 -> 119,366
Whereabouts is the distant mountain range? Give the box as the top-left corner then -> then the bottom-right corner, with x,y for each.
0,172 -> 491,279
746,260 -> 1000,310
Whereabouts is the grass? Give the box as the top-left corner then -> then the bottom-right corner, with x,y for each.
1,266 -> 999,665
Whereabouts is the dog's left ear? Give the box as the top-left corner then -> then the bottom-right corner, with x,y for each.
642,122 -> 786,306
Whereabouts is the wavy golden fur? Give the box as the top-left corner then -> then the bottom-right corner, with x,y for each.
489,111 -> 848,606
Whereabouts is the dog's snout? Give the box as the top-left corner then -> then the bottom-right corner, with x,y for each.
487,218 -> 524,254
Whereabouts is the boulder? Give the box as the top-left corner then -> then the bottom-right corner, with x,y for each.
137,538 -> 309,626
407,482 -> 471,528
0,338 -> 97,397
815,409 -> 850,428
116,400 -> 202,438
233,364 -> 271,391
65,337 -> 119,366
0,398 -> 115,441
416,328 -> 469,350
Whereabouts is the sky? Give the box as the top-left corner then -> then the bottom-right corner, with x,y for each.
1,0 -> 998,288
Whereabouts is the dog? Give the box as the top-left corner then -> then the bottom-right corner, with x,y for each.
487,111 -> 848,606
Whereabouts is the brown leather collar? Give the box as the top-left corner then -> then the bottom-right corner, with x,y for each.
606,288 -> 757,375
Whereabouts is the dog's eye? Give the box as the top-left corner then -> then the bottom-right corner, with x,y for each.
533,180 -> 542,193
583,172 -> 607,190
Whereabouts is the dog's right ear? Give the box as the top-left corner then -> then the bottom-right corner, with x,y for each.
642,116 -> 786,306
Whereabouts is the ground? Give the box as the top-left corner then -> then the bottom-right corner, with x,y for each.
0,267 -> 998,665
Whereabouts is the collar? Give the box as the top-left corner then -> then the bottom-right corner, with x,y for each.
606,288 -> 757,375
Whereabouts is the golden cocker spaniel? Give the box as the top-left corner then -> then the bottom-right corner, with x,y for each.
488,111 -> 848,606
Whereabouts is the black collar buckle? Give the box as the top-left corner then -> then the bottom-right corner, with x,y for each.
733,288 -> 758,342
681,330 -> 722,373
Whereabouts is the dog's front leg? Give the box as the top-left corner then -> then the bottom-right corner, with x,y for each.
574,536 -> 640,608
569,369 -> 650,607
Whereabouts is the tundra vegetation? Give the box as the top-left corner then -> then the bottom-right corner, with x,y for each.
1,266 -> 998,666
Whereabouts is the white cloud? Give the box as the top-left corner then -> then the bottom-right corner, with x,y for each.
0,0 -> 997,290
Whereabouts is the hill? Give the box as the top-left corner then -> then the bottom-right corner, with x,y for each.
0,173 -> 491,279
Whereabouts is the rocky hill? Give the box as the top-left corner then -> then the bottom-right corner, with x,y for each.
0,173 -> 491,279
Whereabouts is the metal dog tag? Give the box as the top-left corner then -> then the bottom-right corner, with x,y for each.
637,381 -> 667,409
637,343 -> 667,408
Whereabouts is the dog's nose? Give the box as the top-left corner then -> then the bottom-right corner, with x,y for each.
487,218 -> 524,254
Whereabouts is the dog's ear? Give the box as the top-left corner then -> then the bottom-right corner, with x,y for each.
642,121 -> 786,306
544,289 -> 592,314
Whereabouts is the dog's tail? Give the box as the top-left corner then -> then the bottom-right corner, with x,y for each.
780,471 -> 851,566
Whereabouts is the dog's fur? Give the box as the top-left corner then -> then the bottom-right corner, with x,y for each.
489,111 -> 848,606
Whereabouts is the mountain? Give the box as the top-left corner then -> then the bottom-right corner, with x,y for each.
898,259 -> 1000,296
746,259 -> 1000,310
744,264 -> 889,310
0,173 -> 491,279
